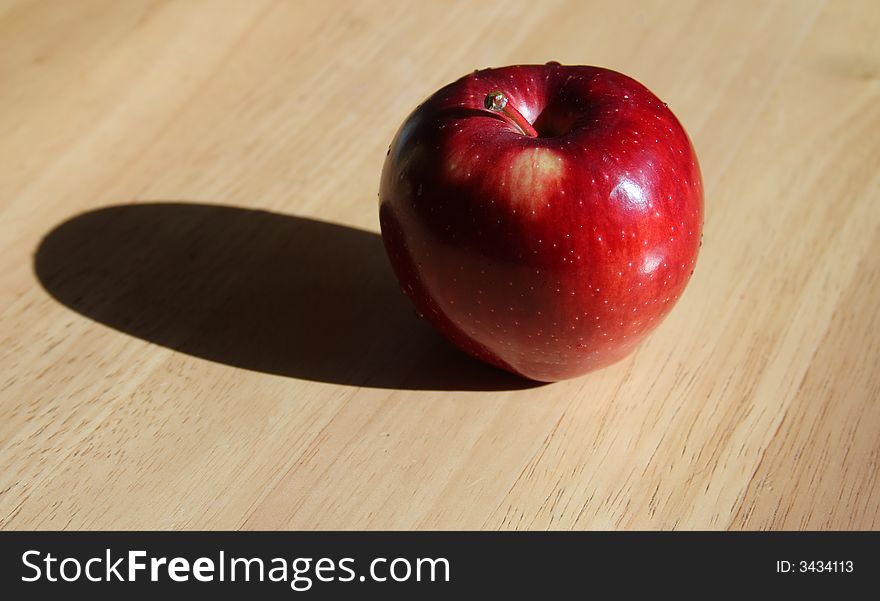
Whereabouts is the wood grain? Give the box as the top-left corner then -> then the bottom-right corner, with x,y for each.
1,0 -> 878,530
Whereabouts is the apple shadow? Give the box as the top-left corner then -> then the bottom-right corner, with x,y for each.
33,202 -> 538,391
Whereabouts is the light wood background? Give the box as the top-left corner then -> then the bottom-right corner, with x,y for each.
1,0 -> 878,530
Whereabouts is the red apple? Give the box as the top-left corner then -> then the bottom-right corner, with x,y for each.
379,64 -> 703,382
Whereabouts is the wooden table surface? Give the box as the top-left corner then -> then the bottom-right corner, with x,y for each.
1,0 -> 878,531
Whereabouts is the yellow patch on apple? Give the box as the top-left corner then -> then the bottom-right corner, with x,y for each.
506,148 -> 565,213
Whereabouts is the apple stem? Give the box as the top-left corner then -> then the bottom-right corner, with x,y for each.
484,91 -> 538,137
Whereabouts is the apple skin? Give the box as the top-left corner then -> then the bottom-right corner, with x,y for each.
379,64 -> 703,382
